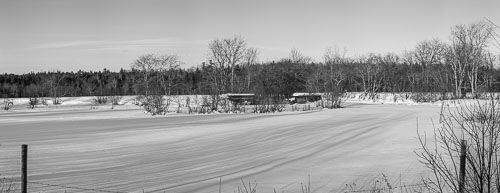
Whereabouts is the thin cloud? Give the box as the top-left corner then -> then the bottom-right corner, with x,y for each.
32,40 -> 105,49
32,38 -> 209,50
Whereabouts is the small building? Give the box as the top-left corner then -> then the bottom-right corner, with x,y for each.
290,93 -> 322,104
226,93 -> 256,105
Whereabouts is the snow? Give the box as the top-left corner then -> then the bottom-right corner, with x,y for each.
292,93 -> 321,97
3,92 -> 494,114
0,100 -> 442,193
224,93 -> 255,96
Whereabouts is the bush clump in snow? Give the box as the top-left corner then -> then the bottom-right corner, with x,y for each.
2,98 -> 13,110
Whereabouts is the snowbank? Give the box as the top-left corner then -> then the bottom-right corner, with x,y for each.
2,92 -> 499,114
342,92 -> 500,105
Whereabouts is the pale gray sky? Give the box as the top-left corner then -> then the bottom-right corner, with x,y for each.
1,0 -> 499,73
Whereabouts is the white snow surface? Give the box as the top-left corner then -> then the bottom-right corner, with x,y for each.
0,98 -> 442,193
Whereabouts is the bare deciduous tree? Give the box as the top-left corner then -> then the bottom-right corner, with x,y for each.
131,54 -> 180,95
408,39 -> 448,93
44,73 -> 72,105
414,39 -> 448,68
208,36 -> 247,93
131,54 -> 181,115
289,48 -> 313,64
402,50 -> 416,65
321,46 -> 347,108
485,18 -> 500,51
355,54 -> 384,99
323,46 -> 347,65
448,21 -> 494,98
244,47 -> 259,90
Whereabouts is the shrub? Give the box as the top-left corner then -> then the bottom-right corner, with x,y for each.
2,99 -> 13,110
40,98 -> 48,106
410,92 -> 439,103
323,91 -> 344,108
133,95 -> 144,106
93,96 -> 108,104
171,96 -> 183,113
234,179 -> 257,193
141,95 -> 171,115
52,97 -> 63,105
416,97 -> 500,193
27,97 -> 39,109
109,96 -> 122,105
0,176 -> 17,193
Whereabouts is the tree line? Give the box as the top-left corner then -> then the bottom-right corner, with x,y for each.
1,20 -> 499,100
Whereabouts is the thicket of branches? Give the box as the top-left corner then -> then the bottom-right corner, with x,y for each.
416,97 -> 500,193
1,21 -> 499,100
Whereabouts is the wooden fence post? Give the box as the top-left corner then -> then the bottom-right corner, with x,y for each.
21,144 -> 28,193
459,140 -> 466,193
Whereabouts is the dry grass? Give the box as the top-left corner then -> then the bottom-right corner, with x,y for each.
0,176 -> 17,193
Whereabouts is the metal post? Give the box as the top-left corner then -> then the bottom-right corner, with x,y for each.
21,144 -> 28,193
459,140 -> 466,193
219,176 -> 222,193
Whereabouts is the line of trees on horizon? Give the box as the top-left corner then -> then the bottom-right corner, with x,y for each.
1,20 -> 500,100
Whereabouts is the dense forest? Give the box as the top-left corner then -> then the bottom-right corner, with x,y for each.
1,55 -> 499,98
1,20 -> 500,100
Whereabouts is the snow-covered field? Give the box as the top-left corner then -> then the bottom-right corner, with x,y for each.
0,96 -> 443,193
